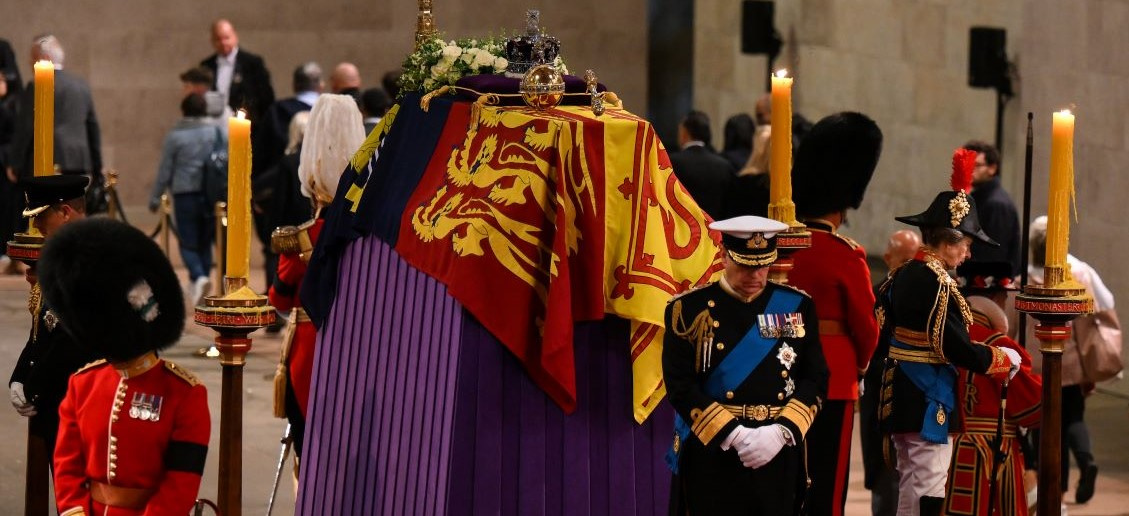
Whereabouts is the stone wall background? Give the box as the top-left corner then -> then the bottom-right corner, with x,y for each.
0,0 -> 646,205
696,0 -> 1128,317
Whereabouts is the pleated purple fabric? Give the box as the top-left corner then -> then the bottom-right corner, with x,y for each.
298,235 -> 674,515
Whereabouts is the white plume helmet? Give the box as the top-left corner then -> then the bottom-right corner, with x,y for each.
298,94 -> 365,204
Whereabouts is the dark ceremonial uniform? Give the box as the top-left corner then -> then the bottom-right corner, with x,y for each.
664,280 -> 828,515
10,288 -> 100,455
789,219 -> 879,516
54,357 -> 210,515
944,309 -> 1041,516
268,217 -> 324,456
876,249 -> 1013,438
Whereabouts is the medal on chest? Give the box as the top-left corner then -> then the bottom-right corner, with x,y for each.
777,342 -> 798,370
129,392 -> 163,422
758,312 -> 805,338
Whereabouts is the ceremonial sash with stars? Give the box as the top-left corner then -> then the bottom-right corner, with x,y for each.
666,287 -> 803,473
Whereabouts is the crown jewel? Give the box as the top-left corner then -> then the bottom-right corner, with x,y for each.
505,10 -> 561,77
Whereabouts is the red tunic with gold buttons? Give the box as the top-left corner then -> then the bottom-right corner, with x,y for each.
53,356 -> 210,516
944,310 -> 1041,516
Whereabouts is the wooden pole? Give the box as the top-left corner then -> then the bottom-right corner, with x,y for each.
216,334 -> 251,516
24,430 -> 48,516
1034,319 -> 1071,515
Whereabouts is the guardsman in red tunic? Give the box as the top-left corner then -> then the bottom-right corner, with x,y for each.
38,218 -> 210,515
944,264 -> 1041,516
789,111 -> 883,516
268,93 -> 364,460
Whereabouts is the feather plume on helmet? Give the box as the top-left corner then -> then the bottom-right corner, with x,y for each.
298,94 -> 366,205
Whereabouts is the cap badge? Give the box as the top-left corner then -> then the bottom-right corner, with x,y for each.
948,191 -> 970,227
747,233 -> 768,249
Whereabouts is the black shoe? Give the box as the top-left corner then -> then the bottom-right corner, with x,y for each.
1076,463 -> 1098,504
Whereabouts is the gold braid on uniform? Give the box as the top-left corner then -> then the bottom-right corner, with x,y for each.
29,283 -> 42,342
922,250 -> 972,358
670,299 -> 716,373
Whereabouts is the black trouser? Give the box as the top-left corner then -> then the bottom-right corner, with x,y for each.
1061,384 -> 1094,491
806,400 -> 854,516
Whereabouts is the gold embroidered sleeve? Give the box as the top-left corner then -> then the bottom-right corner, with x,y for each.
777,398 -> 819,439
690,402 -> 736,445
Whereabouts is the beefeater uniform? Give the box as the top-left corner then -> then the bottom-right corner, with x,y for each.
664,216 -> 829,515
54,357 -> 209,515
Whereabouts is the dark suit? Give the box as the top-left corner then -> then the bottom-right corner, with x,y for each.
669,145 -> 733,220
256,96 -> 312,176
11,69 -> 102,179
200,48 -> 275,126
959,177 -> 1021,277
0,38 -> 21,97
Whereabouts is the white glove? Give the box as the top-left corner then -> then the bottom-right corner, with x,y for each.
10,382 -> 37,417
737,424 -> 789,469
1001,347 -> 1022,380
721,425 -> 755,452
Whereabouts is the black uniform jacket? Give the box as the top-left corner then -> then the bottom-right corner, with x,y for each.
876,250 -> 1010,435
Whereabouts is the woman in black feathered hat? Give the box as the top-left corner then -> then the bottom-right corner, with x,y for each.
875,149 -> 1021,516
38,218 -> 211,515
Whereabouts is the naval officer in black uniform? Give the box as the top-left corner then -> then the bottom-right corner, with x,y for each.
8,175 -> 100,463
663,215 -> 829,515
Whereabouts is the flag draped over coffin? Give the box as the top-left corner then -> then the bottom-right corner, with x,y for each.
302,93 -> 721,422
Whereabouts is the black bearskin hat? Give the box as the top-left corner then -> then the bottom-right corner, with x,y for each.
792,111 -> 883,218
38,218 -> 185,362
895,149 -> 998,246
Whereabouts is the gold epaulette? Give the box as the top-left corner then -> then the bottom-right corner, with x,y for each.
270,218 -> 316,262
75,359 -> 107,375
667,282 -> 712,303
769,280 -> 811,299
164,361 -> 200,387
830,232 -> 861,250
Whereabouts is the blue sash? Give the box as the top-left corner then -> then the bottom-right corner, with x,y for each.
891,337 -> 957,444
665,288 -> 803,473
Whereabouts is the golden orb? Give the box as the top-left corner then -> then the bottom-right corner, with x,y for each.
520,64 -> 565,110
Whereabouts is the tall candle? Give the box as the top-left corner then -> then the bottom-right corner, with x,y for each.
769,69 -> 793,206
33,61 -> 54,177
1045,109 -> 1075,273
226,111 -> 252,281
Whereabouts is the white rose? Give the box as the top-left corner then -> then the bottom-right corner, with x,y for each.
459,49 -> 475,64
442,45 -> 462,60
431,61 -> 449,78
473,51 -> 495,70
493,56 -> 508,72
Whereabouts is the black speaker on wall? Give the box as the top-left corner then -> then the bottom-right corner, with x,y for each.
742,1 -> 780,55
969,27 -> 1008,89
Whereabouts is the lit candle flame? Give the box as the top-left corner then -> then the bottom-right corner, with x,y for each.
1058,108 -> 1073,116
236,109 -> 247,120
775,69 -> 789,78
36,59 -> 53,67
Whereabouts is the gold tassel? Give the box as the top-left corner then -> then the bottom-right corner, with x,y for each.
419,85 -> 452,112
272,309 -> 299,418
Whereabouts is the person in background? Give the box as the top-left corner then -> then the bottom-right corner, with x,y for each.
957,140 -> 1021,278
789,111 -> 884,516
668,110 -> 732,220
269,94 -> 364,469
0,51 -> 21,274
877,149 -> 1021,515
720,113 -> 755,172
860,230 -> 920,516
199,19 -> 274,126
149,93 -> 220,306
360,87 -> 391,134
382,70 -> 401,100
9,35 -> 103,187
663,215 -> 828,515
40,218 -> 210,515
269,111 -> 312,231
179,66 -> 228,123
329,62 -> 362,101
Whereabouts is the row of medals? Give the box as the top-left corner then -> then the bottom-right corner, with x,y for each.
129,393 -> 163,422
